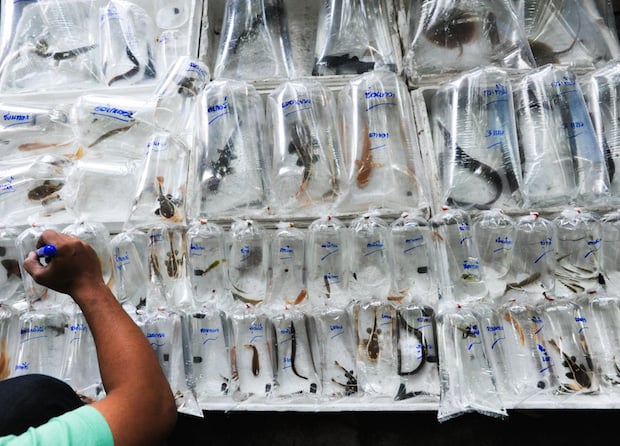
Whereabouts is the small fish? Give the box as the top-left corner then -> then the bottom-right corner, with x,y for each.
18,141 -> 71,152
504,272 -> 541,294
107,46 -> 140,86
313,54 -> 378,76
331,360 -> 358,396
458,324 -> 478,339
51,45 -> 97,61
177,77 -> 200,97
155,176 -> 177,219
0,338 -> 10,380
323,274 -> 331,298
289,322 -> 307,380
362,312 -> 381,362
548,338 -> 591,391
87,125 -> 133,148
288,122 -> 319,198
285,288 -> 307,306
355,127 -> 373,188
244,343 -> 260,376
207,130 -> 238,192
1,259 -> 21,279
27,181 -> 64,202
503,311 -> 525,346
528,16 -> 581,65
194,259 -> 226,276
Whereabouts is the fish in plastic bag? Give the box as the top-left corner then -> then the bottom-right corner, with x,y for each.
336,70 -> 427,213
0,304 -> 18,379
312,0 -> 398,76
191,79 -> 269,219
0,228 -> 25,303
109,229 -> 149,311
265,78 -> 343,216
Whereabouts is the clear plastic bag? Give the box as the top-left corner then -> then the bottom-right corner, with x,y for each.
429,207 -> 488,303
436,303 -> 506,422
109,228 -> 149,310
598,209 -> 620,292
227,219 -> 269,307
0,155 -> 74,228
0,227 -> 24,303
312,0 -> 398,76
472,209 -> 517,299
0,0 -> 101,93
582,60 -> 620,205
389,210 -> 437,306
62,220 -> 114,286
403,0 -> 534,84
347,213 -> 393,303
271,310 -> 321,397
265,78 -> 343,217
183,309 -> 234,402
312,308 -> 359,398
394,304 -> 440,402
126,131 -> 189,227
229,309 -> 276,399
353,301 -> 399,396
266,222 -> 308,311
430,66 -> 523,210
504,212 -> 556,304
190,79 -> 269,219
0,102 -> 76,162
514,0 -> 620,68
336,70 -> 427,213
213,0 -> 294,81
514,64 -> 609,208
552,208 -> 602,297
0,303 -> 18,379
305,215 -> 350,309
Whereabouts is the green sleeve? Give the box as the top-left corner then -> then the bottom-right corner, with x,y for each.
0,405 -> 114,446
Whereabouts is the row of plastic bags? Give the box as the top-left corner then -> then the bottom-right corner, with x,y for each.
427,61 -> 620,212
0,60 -> 430,227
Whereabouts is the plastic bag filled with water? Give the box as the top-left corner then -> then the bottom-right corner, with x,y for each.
336,70 -> 427,214
186,219 -> 231,312
504,212 -> 556,304
0,102 -> 76,162
99,0 -> 157,88
126,131 -> 189,227
62,220 -> 114,287
184,309 -> 234,402
311,307 -> 359,398
582,60 -> 620,205
191,79 -> 269,219
266,78 -> 343,217
389,210 -> 437,306
0,155 -> 74,228
393,304 -> 440,402
429,207 -> 488,303
109,228 -> 149,311
0,227 -> 24,303
552,208 -> 602,297
305,215 -> 350,309
148,56 -> 209,135
431,66 -> 523,210
347,213 -> 392,304
598,209 -> 620,292
227,219 -> 269,307
0,303 -> 18,379
312,0 -> 398,76
403,0 -> 534,85
514,0 -> 620,68
0,0 -> 101,93
266,222 -> 308,311
213,0 -> 294,81
229,309 -> 276,399
514,64 -> 609,208
472,209 -> 516,299
436,303 -> 506,422
271,310 -> 321,397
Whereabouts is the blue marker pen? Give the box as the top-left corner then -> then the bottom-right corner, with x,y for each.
35,244 -> 57,258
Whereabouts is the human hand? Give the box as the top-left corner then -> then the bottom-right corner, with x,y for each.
22,229 -> 106,298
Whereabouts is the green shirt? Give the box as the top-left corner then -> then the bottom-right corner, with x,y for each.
0,405 -> 113,446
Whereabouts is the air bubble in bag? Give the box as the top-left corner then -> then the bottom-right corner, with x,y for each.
191,79 -> 268,219
431,66 -> 523,211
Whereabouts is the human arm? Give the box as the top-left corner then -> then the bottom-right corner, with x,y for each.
22,230 -> 177,446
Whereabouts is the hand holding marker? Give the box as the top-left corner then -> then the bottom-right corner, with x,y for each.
35,244 -> 57,258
